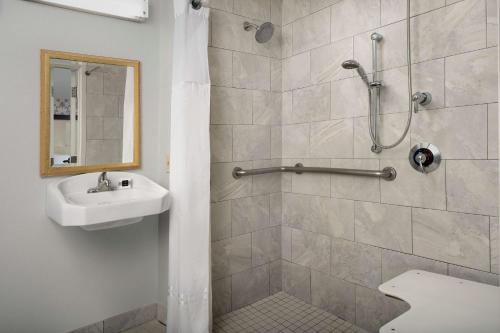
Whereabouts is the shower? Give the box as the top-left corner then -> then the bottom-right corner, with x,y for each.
243,21 -> 274,43
85,66 -> 100,76
341,0 -> 431,153
341,59 -> 370,88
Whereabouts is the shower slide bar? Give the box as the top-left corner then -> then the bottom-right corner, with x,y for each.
232,163 -> 397,181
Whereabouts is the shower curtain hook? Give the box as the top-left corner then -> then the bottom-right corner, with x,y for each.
191,0 -> 202,9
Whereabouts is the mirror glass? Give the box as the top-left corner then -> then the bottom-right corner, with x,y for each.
51,60 -> 132,166
41,50 -> 140,176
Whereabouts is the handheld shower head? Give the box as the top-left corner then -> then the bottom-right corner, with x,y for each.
341,59 -> 360,69
341,60 -> 370,87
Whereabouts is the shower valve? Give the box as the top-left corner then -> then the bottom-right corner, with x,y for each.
409,143 -> 441,174
412,92 -> 432,113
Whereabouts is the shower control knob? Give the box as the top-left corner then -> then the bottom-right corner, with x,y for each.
409,143 -> 441,174
414,151 -> 430,173
412,92 -> 432,113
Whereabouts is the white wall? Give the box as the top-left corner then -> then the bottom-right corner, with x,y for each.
0,0 -> 173,332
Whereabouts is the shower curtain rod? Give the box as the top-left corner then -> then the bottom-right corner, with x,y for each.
232,163 -> 397,181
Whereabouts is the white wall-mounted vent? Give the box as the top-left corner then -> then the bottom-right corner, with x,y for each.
24,0 -> 149,22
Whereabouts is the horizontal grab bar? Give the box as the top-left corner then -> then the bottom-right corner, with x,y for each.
232,163 -> 397,181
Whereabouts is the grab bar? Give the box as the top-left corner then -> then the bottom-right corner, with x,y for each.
232,163 -> 397,181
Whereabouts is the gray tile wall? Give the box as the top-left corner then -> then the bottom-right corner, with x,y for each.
68,304 -> 158,333
210,0 -> 499,332
208,0 -> 284,318
278,0 -> 499,332
85,66 -> 125,165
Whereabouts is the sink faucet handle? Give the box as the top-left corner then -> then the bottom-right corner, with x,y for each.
98,172 -> 109,184
88,172 -> 114,193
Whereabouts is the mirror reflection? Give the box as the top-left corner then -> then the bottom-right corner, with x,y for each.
49,59 -> 135,167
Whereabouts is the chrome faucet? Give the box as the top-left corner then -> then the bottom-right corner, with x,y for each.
87,172 -> 114,193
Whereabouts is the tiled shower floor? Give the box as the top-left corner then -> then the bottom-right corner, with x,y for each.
213,292 -> 367,333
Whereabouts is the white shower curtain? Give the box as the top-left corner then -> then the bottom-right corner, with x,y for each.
167,1 -> 211,332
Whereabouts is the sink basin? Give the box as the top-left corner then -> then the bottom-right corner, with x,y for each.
47,172 -> 170,231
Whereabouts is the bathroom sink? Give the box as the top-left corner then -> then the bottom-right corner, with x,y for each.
46,172 -> 170,231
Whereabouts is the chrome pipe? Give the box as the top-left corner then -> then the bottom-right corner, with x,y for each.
371,32 -> 382,82
370,32 -> 383,154
232,163 -> 397,181
367,0 -> 415,151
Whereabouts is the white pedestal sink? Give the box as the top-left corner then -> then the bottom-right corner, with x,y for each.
47,172 -> 170,231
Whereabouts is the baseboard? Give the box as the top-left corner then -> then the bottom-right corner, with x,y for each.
68,303 -> 165,333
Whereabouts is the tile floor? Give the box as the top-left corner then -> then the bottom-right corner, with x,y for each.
213,292 -> 368,333
122,320 -> 165,333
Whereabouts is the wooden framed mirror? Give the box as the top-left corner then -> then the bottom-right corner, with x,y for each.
40,50 -> 140,176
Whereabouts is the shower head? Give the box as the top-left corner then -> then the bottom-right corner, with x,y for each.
341,59 -> 360,69
85,66 -> 100,76
256,22 -> 274,43
341,59 -> 370,87
244,21 -> 274,43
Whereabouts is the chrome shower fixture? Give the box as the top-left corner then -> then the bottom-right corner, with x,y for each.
412,92 -> 432,113
341,60 -> 370,87
340,0 -> 432,154
341,53 -> 383,153
371,32 -> 383,42
191,0 -> 204,9
244,21 -> 274,43
85,66 -> 100,76
409,143 -> 441,174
